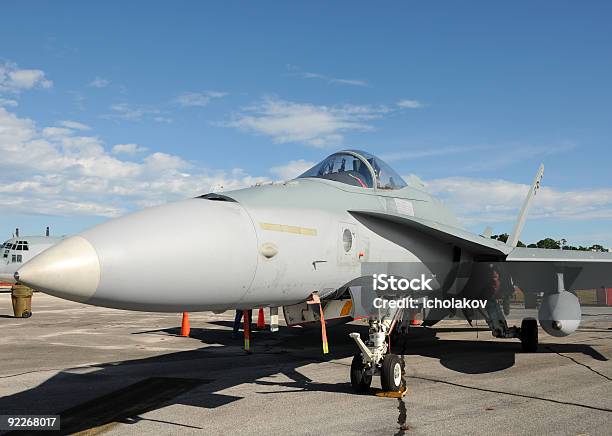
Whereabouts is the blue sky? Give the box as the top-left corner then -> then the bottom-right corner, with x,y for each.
1,1 -> 611,246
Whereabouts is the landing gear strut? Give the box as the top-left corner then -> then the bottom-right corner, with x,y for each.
349,308 -> 404,393
482,298 -> 538,352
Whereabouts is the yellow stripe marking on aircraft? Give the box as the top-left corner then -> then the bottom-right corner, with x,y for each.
260,222 -> 317,236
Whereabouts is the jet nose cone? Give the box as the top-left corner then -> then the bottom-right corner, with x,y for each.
17,236 -> 100,303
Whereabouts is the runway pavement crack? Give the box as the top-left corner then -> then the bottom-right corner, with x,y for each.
395,338 -> 410,435
407,375 -> 612,413
545,345 -> 612,382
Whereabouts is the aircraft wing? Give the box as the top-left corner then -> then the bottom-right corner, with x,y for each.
506,247 -> 612,263
505,247 -> 612,293
348,209 -> 512,257
349,209 -> 612,292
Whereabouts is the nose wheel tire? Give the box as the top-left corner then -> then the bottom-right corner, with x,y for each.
520,318 -> 538,352
381,354 -> 403,392
350,353 -> 372,393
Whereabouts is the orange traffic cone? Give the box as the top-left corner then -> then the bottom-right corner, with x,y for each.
181,312 -> 190,337
257,308 -> 265,329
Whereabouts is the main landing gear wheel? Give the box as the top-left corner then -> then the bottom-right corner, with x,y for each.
520,318 -> 538,352
350,354 -> 372,393
381,354 -> 403,392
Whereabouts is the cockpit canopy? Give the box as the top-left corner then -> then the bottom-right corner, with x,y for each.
298,150 -> 407,190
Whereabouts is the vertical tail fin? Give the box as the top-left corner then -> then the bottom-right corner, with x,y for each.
507,164 -> 544,247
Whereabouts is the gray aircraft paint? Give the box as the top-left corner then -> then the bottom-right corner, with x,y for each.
78,199 -> 259,311
16,150 -> 612,313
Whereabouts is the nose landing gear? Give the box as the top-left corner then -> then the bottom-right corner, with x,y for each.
381,354 -> 403,391
349,308 -> 405,393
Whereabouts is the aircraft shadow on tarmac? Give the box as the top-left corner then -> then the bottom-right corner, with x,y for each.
0,323 -> 607,435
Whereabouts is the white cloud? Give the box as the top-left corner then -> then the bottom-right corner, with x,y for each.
330,78 -> 368,86
175,91 -> 227,107
463,143 -> 575,171
106,103 -> 147,121
225,97 -> 389,147
426,176 -> 612,224
0,195 -> 123,218
0,98 -> 18,107
42,127 -> 74,138
270,159 -> 314,180
112,143 -> 148,155
0,61 -> 52,93
88,77 -> 110,88
288,65 -> 368,87
397,99 -> 423,109
0,106 -> 267,218
142,152 -> 187,172
382,143 -> 575,172
153,116 -> 173,124
298,71 -> 325,80
102,102 -> 172,123
59,120 -> 91,131
381,145 -> 492,162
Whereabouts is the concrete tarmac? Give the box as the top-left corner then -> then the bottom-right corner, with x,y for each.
0,293 -> 610,435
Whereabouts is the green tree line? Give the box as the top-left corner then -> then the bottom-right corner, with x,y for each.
490,234 -> 608,252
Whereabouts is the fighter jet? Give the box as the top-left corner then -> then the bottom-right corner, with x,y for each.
15,150 -> 612,392
0,228 -> 64,287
